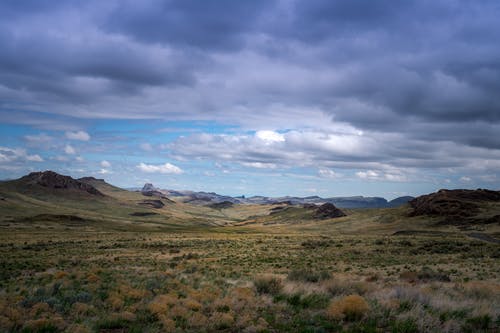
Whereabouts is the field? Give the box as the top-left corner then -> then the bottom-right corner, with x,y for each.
1,178 -> 499,332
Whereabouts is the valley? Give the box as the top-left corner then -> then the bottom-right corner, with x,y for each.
0,171 -> 499,332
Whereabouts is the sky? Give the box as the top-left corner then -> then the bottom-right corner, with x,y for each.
1,0 -> 500,199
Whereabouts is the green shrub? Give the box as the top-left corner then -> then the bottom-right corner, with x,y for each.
391,319 -> 418,333
463,314 -> 491,332
254,275 -> 283,295
287,269 -> 330,283
286,293 -> 330,309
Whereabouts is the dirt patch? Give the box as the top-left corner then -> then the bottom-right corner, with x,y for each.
138,200 -> 165,209
207,201 -> 234,209
467,233 -> 500,244
392,230 -> 452,236
14,214 -> 88,223
129,212 -> 159,217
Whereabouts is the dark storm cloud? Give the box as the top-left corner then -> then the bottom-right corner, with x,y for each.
104,0 -> 274,51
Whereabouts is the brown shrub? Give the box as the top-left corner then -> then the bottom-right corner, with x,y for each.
120,284 -> 147,300
184,298 -> 202,311
170,304 -> 189,319
187,311 -> 209,328
72,302 -> 93,316
148,294 -> 178,316
326,295 -> 370,321
399,271 -> 419,282
54,271 -> 68,279
86,273 -> 99,283
106,293 -> 124,310
211,312 -> 235,330
65,324 -> 91,333
158,315 -> 176,332
23,316 -> 66,332
29,302 -> 51,317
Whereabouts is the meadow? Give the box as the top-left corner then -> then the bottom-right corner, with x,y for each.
1,225 -> 498,333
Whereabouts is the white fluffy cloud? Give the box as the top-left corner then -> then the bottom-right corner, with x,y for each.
241,162 -> 277,169
168,129 -> 376,171
64,144 -> 76,155
100,160 -> 111,168
356,170 -> 407,182
137,162 -> 183,174
255,130 -> 285,144
65,131 -> 90,141
0,146 -> 43,163
318,168 -> 340,179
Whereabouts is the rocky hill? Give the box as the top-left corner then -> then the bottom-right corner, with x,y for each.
408,189 -> 500,225
19,171 -> 103,196
313,203 -> 346,219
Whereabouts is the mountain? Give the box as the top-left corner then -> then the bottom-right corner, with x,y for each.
325,196 -> 388,208
408,189 -> 500,225
9,171 -> 104,196
388,196 -> 415,207
140,183 -> 412,208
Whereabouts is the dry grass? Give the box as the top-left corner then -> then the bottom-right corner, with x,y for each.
326,295 -> 370,321
0,226 -> 498,332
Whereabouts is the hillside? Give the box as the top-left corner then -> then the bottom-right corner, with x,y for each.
408,189 -> 500,226
1,171 -> 499,238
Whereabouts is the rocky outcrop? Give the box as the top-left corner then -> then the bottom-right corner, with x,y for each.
207,201 -> 234,209
141,183 -> 169,199
408,189 -> 500,224
78,177 -> 105,183
409,189 -> 500,217
21,171 -> 103,196
314,203 -> 346,219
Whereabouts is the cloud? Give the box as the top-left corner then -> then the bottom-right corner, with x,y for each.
64,144 -> 76,155
100,160 -> 111,168
98,168 -> 112,174
318,168 -> 340,179
255,130 -> 285,144
356,170 -> 379,180
460,176 -> 472,183
26,154 -> 43,162
356,169 -> 407,182
1,1 -> 500,189
0,146 -> 43,163
137,162 -> 183,174
241,162 -> 277,169
140,143 -> 153,151
24,133 -> 53,144
167,128 -> 500,181
66,130 -> 90,141
104,0 -> 273,51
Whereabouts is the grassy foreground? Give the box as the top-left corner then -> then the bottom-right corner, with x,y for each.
0,226 -> 499,333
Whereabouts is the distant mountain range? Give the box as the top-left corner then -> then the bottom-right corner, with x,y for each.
140,183 -> 414,208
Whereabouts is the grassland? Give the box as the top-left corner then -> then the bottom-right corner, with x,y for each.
0,180 -> 499,332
